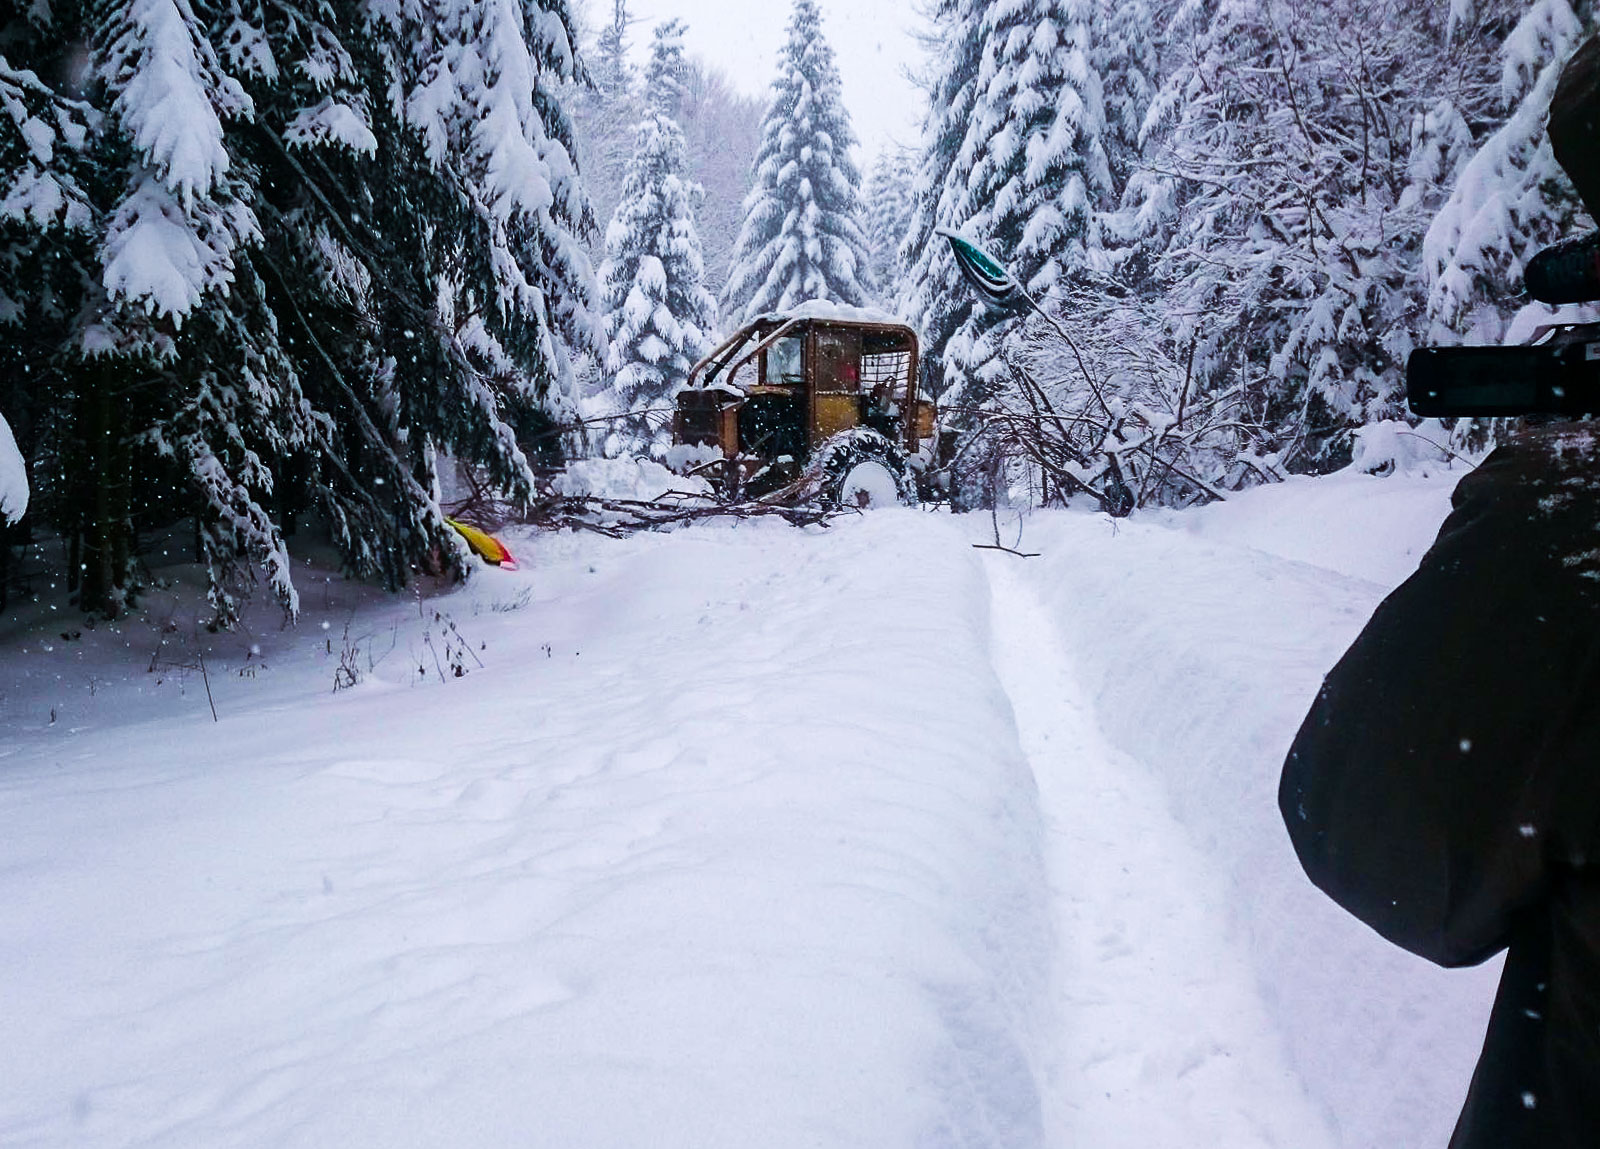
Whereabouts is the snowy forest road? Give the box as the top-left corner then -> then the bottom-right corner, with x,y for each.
0,481 -> 1493,1147
981,555 -> 1335,1148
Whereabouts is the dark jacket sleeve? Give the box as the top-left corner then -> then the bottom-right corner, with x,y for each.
1280,428 -> 1600,968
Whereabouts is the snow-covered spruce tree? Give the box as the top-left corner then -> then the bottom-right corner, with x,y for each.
1095,0 -> 1160,196
59,0 -> 267,617
901,0 -> 1112,409
570,0 -> 641,250
119,0 -> 597,622
576,45 -> 762,306
863,147 -> 916,305
0,1 -> 286,620
0,12 -> 97,604
898,0 -> 987,404
0,12 -> 97,473
220,0 -> 602,606
721,0 -> 873,322
1426,0 -> 1596,346
0,17 -> 95,245
0,0 -> 601,622
591,0 -> 633,100
386,0 -> 602,440
594,18 -> 717,456
954,0 -> 1113,405
29,0 -> 387,620
165,0 -> 408,621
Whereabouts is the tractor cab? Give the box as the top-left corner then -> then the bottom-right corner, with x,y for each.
673,305 -> 935,502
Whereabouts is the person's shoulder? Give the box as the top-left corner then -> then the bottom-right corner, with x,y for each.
1454,424 -> 1600,509
1438,423 -> 1600,588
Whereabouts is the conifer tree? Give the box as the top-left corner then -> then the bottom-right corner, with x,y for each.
595,19 -> 717,456
674,61 -> 763,288
186,0 -> 599,619
898,0 -> 987,401
0,15 -> 96,467
954,0 -> 1111,400
572,0 -> 642,242
1095,0 -> 1159,194
46,0 -> 267,617
900,0 -> 1112,406
863,148 -> 916,304
722,0 -> 873,322
1093,0 -> 1178,287
97,0 -> 257,325
0,0 -> 602,621
0,16 -> 93,574
592,0 -> 635,100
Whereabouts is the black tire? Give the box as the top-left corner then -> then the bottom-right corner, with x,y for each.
808,429 -> 919,509
1100,477 -> 1135,517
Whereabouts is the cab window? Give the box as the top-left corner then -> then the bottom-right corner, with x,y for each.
765,336 -> 804,385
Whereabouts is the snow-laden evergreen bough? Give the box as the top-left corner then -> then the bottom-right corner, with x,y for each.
0,409 -> 27,525
1426,0 -> 1598,346
898,0 -> 987,400
0,41 -> 92,525
721,0 -> 874,323
97,0 -> 258,322
569,0 -> 642,253
949,0 -> 1111,398
595,19 -> 717,458
0,0 -> 602,622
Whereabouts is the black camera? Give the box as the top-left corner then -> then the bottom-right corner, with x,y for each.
1406,39 -> 1600,419
1407,234 -> 1600,418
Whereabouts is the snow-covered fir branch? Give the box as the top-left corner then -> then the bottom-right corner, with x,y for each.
0,0 -> 604,621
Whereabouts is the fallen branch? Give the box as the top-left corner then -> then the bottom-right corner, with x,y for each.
971,543 -> 1041,558
524,492 -> 842,537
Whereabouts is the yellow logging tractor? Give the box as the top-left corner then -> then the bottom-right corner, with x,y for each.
673,304 -> 939,507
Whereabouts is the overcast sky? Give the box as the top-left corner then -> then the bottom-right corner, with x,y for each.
621,0 -> 926,165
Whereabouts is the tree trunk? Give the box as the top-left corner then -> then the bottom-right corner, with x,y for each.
76,364 -> 132,617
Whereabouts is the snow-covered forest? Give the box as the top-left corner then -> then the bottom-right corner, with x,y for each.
2,0 -> 1599,1141
3,0 -> 1597,615
897,0 -> 1599,505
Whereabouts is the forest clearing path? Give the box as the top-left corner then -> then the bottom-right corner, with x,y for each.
980,551 -> 1338,1149
0,491 -> 1474,1148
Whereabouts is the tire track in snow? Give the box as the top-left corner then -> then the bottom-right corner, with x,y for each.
981,555 -> 1339,1149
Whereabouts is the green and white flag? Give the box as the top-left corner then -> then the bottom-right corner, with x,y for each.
936,228 -> 1027,311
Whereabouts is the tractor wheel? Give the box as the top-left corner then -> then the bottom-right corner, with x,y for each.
809,429 -> 919,509
1100,476 -> 1136,518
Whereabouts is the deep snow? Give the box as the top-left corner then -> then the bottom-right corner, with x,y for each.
0,409 -> 25,524
0,465 -> 1499,1147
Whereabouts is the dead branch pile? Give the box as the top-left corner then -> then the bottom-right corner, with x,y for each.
520,492 -> 839,537
950,291 -> 1286,514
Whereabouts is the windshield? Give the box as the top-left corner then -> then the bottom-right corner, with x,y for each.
766,335 -> 804,384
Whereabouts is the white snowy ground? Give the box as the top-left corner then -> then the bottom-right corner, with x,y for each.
0,465 -> 1499,1148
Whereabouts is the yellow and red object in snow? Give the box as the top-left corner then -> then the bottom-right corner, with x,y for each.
445,518 -> 517,570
